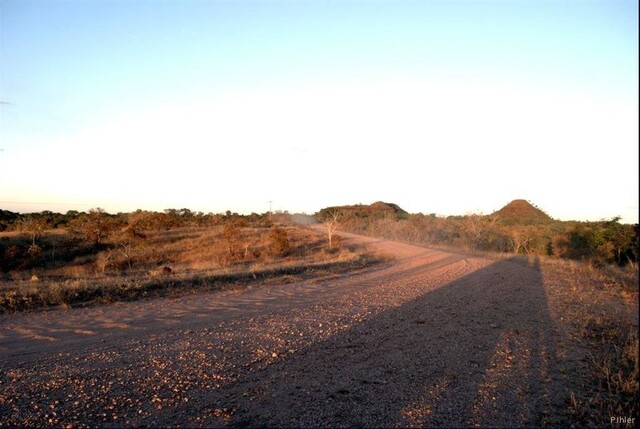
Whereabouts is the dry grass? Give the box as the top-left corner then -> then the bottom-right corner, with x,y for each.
565,317 -> 638,426
576,322 -> 638,420
0,225 -> 387,313
528,256 -> 639,425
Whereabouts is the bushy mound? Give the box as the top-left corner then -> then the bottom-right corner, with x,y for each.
492,199 -> 553,225
317,201 -> 409,221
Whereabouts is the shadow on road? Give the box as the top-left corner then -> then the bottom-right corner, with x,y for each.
220,256 -> 566,427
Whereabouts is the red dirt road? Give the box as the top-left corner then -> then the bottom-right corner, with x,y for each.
1,229 -> 578,427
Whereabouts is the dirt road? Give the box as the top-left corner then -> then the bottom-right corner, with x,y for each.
1,229 -> 575,427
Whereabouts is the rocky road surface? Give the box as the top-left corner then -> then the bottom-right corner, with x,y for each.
1,229 -> 572,427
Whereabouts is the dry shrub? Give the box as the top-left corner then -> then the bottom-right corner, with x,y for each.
94,250 -> 113,274
148,266 -> 173,277
222,222 -> 242,259
269,227 -> 291,257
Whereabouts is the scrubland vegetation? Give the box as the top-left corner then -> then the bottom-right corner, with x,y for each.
319,200 -> 639,268
0,208 -> 378,313
2,200 -> 637,315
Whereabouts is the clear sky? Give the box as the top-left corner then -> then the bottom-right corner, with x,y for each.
1,0 -> 638,223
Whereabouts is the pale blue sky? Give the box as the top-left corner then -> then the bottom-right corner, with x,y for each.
1,0 -> 638,222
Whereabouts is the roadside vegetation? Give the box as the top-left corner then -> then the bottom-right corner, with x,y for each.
532,256 -> 639,425
0,209 -> 382,313
318,200 -> 639,268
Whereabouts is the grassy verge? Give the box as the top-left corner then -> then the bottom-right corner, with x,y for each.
567,318 -> 638,425
525,255 -> 638,426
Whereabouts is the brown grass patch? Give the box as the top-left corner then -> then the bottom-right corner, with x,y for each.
0,225 -> 386,313
531,256 -> 639,425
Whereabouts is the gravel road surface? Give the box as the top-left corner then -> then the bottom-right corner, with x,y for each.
1,229 -> 574,427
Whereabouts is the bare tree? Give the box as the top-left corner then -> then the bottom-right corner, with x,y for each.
321,210 -> 342,249
506,227 -> 531,254
116,238 -> 135,270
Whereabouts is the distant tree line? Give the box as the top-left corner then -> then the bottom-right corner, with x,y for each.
0,208 -> 280,234
0,207 -> 283,256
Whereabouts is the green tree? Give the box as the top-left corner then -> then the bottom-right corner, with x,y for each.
602,217 -> 635,265
73,208 -> 119,245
